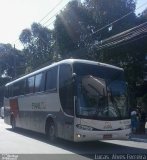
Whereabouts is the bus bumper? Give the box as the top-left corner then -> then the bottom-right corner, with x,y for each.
74,129 -> 131,142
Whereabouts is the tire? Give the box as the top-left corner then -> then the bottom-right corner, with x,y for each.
11,116 -> 16,130
46,121 -> 56,143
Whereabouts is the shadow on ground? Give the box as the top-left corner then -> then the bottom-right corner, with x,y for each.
7,127 -> 147,160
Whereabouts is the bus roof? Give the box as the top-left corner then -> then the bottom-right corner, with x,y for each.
6,59 -> 123,86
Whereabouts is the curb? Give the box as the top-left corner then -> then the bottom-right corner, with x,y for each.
130,137 -> 147,143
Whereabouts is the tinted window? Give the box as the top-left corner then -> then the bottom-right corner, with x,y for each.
26,76 -> 35,94
73,63 -> 124,81
18,80 -> 25,95
9,85 -> 13,97
13,83 -> 20,96
46,67 -> 57,91
35,73 -> 45,92
59,64 -> 74,115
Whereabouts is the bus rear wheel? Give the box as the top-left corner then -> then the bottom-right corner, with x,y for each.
46,121 -> 56,143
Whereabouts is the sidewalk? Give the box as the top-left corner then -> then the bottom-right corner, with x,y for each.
130,133 -> 147,143
129,122 -> 147,143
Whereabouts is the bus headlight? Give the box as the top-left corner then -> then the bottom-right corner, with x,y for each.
76,124 -> 94,131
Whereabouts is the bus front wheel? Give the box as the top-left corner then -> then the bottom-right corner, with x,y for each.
46,121 -> 56,143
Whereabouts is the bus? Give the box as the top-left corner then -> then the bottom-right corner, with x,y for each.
4,59 -> 131,142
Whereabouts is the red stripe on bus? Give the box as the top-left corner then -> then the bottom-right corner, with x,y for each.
10,99 -> 19,118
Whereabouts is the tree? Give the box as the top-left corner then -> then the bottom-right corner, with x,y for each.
83,0 -> 146,91
0,43 -> 25,80
100,37 -> 146,84
54,0 -> 95,58
84,0 -> 137,56
137,7 -> 147,24
19,23 -> 54,71
84,0 -> 136,32
54,0 -> 137,59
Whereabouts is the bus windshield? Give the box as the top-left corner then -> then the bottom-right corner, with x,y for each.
73,63 -> 129,120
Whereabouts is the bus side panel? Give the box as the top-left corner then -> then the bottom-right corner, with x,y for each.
9,98 -> 19,118
4,94 -> 75,141
55,110 -> 74,141
15,93 -> 61,133
63,115 -> 74,141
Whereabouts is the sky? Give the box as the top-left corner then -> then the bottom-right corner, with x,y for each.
0,0 -> 146,50
0,0 -> 69,49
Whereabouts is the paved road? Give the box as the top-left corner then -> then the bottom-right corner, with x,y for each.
0,118 -> 147,160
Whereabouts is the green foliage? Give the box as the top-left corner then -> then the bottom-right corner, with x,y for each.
19,23 -> 54,71
19,29 -> 32,45
83,0 -> 137,60
98,36 -> 147,86
54,0 -> 94,58
0,77 -> 11,86
54,0 -> 136,59
0,43 -> 25,81
84,0 -> 136,35
10,0 -> 147,95
53,0 -> 147,93
1,0 -> 147,104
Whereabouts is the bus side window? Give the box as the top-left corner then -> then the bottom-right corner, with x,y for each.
26,76 -> 35,94
13,80 -> 25,96
59,64 -> 74,116
13,83 -> 20,97
35,73 -> 45,93
46,67 -> 57,92
9,85 -> 13,97
18,80 -> 26,95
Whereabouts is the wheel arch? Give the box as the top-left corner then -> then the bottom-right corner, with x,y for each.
45,114 -> 57,135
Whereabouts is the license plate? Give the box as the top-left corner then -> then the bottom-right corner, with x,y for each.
103,134 -> 112,139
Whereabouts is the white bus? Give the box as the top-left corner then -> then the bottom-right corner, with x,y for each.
4,59 -> 131,142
